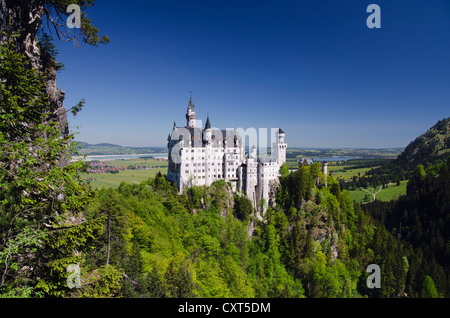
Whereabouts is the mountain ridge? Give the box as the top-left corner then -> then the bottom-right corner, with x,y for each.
73,141 -> 167,156
369,117 -> 450,179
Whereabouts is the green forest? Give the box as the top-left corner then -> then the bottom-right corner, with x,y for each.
1,0 -> 449,300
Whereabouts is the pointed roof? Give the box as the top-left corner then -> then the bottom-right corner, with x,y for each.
204,114 -> 211,130
278,128 -> 285,134
187,92 -> 194,111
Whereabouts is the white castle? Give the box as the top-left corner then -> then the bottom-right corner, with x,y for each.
166,95 -> 287,213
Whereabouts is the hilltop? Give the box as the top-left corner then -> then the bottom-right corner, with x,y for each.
368,117 -> 450,179
397,117 -> 450,167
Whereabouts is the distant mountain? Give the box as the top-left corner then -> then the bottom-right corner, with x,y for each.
396,117 -> 450,167
92,143 -> 124,148
73,141 -> 167,156
369,117 -> 450,178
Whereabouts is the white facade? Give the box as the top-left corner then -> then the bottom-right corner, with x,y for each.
167,96 -> 287,214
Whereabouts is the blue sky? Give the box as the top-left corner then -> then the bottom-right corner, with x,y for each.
55,0 -> 450,148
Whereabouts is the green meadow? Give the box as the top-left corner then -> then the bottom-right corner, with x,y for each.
327,166 -> 374,179
347,180 -> 408,203
82,157 -> 168,189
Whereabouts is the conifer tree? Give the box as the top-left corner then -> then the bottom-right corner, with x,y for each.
0,30 -> 94,297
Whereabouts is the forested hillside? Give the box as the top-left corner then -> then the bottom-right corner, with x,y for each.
367,118 -> 450,181
339,118 -> 450,191
362,159 -> 450,297
5,163 -> 445,298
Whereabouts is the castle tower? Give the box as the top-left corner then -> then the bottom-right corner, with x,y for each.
186,93 -> 197,128
322,161 -> 328,175
322,161 -> 328,187
273,128 -> 287,166
250,145 -> 257,158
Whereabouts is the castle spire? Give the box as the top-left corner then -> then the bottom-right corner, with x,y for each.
186,92 -> 196,128
204,113 -> 211,130
188,91 -> 194,111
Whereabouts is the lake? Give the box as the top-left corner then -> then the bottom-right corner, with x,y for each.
72,154 -> 360,162
313,156 -> 361,162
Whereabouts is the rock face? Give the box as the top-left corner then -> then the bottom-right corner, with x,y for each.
0,0 -> 68,136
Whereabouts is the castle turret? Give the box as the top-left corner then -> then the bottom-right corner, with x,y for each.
204,114 -> 212,143
186,93 -> 197,128
204,114 -> 211,130
322,161 -> 328,175
273,128 -> 287,166
250,145 -> 257,158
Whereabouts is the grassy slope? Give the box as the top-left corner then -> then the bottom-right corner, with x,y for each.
327,166 -> 373,179
347,180 -> 408,203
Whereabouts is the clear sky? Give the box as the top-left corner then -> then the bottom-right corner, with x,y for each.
55,0 -> 450,148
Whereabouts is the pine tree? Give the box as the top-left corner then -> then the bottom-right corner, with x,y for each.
421,275 -> 438,298
0,30 -> 94,297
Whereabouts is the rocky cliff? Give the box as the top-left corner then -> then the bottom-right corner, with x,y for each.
0,0 -> 68,136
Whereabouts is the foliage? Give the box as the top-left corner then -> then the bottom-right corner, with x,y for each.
421,275 -> 438,298
234,194 -> 253,223
0,32 -> 102,297
41,0 -> 110,46
63,158 -> 443,298
38,32 -> 65,71
362,158 -> 450,297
